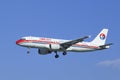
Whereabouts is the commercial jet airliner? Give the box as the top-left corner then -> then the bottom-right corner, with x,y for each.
16,29 -> 112,58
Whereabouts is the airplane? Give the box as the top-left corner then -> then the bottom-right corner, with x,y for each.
16,28 -> 112,58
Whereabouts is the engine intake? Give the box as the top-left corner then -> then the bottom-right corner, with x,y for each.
38,48 -> 51,55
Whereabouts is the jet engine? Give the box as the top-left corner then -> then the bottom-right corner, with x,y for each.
38,48 -> 51,55
38,44 -> 61,55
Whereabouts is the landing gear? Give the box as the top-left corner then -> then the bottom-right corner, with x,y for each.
63,52 -> 67,56
27,48 -> 30,54
54,51 -> 59,58
27,51 -> 30,54
54,51 -> 67,58
55,54 -> 59,58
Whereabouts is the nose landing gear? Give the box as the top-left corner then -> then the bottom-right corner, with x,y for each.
27,51 -> 30,54
27,47 -> 30,54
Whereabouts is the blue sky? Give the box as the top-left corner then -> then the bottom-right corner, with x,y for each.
0,0 -> 120,80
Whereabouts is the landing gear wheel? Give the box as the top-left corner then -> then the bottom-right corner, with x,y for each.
27,51 -> 30,54
55,54 -> 59,58
27,47 -> 30,54
63,52 -> 67,55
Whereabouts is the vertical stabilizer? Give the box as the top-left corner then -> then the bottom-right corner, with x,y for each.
91,29 -> 108,46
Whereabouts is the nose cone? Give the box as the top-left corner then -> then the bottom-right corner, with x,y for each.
16,40 -> 20,45
16,39 -> 24,45
16,39 -> 27,46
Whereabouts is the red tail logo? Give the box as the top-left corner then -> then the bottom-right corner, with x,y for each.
100,33 -> 106,40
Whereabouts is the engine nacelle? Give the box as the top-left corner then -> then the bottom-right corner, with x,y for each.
50,44 -> 61,50
38,48 -> 51,55
38,44 -> 61,55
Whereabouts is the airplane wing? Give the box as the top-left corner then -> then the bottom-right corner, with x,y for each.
60,36 -> 90,49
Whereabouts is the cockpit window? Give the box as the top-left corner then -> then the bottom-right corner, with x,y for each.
21,38 -> 26,40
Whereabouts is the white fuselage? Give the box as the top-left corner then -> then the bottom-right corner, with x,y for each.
16,29 -> 111,58
16,36 -> 99,52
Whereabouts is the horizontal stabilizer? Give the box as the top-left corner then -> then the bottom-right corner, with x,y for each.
99,43 -> 113,49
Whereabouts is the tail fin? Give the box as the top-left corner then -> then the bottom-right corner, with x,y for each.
91,29 -> 108,46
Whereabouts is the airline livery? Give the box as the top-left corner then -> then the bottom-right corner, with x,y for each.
16,29 -> 112,58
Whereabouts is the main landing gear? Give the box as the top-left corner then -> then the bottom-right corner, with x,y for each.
54,51 -> 59,58
63,52 -> 67,56
55,54 -> 59,58
54,51 -> 67,58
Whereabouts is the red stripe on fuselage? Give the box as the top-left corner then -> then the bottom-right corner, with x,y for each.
16,39 -> 43,44
16,39 -> 99,49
